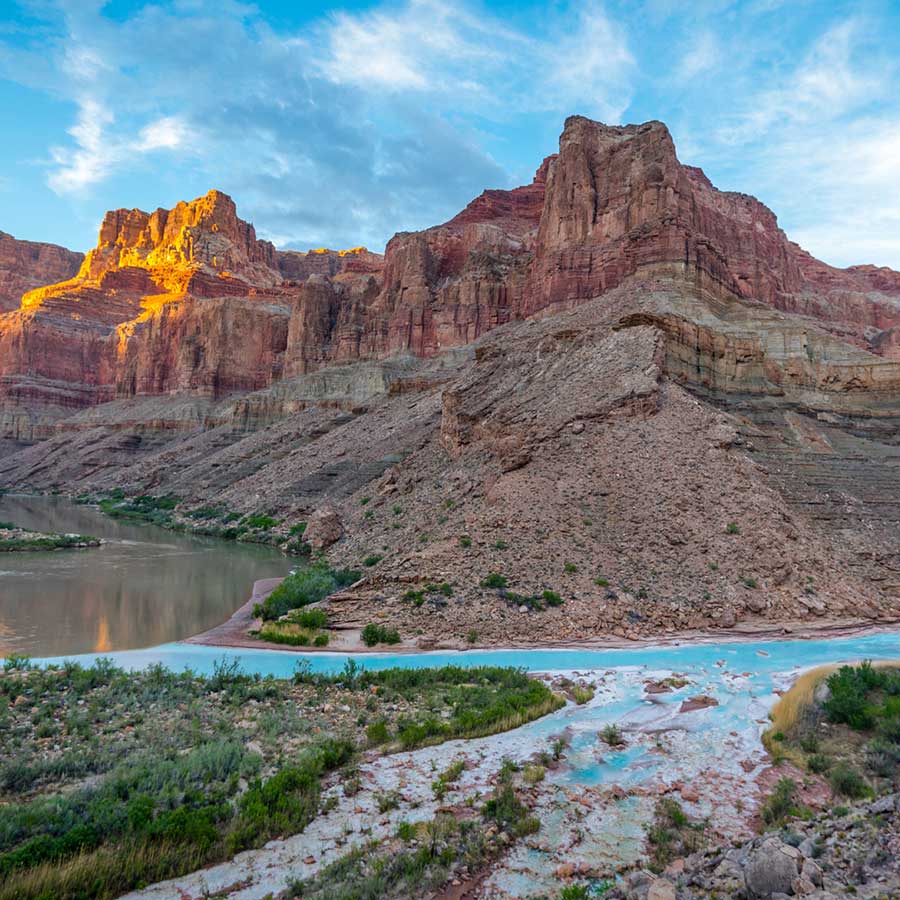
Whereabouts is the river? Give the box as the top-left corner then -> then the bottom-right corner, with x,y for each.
0,494 -> 288,658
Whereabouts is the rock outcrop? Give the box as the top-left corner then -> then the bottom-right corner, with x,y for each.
611,795 -> 900,900
0,231 -> 82,313
0,191 -> 301,440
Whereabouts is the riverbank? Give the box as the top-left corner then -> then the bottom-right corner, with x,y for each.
58,649 -> 900,900
187,576 -> 900,656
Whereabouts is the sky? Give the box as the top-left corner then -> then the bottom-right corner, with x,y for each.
0,0 -> 899,269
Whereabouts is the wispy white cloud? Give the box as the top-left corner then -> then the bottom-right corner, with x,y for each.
750,119 -> 900,267
5,0 -> 635,249
717,19 -> 885,144
48,99 -> 192,194
318,0 -> 634,120
694,15 -> 900,267
3,0 -> 900,271
676,30 -> 720,82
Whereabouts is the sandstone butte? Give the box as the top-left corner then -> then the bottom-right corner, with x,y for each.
2,115 -> 900,643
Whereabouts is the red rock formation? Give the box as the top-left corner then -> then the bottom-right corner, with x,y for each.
285,118 -> 900,373
526,118 -> 900,355
3,116 -> 900,442
283,159 -> 552,373
0,191 -> 296,438
0,231 -> 82,312
277,247 -> 383,282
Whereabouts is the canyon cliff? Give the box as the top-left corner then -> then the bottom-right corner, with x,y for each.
0,231 -> 82,313
1,115 -> 899,642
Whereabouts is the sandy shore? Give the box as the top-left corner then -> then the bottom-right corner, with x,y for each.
184,577 -> 900,656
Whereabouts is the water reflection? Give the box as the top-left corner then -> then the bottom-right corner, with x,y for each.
0,494 -> 288,657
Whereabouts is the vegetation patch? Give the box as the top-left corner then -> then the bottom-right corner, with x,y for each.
254,562 -> 360,621
97,492 -> 179,527
361,623 -> 402,646
0,658 -> 562,900
499,587 -> 566,613
292,663 -> 566,751
0,526 -> 100,552
646,798 -> 707,872
289,755 -> 544,899
762,661 -> 898,817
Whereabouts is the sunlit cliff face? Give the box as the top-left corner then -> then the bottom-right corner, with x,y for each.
18,189 -> 284,314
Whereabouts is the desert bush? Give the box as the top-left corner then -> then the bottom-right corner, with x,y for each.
481,573 -> 508,589
361,624 -> 401,647
600,723 -> 624,746
762,777 -> 804,826
254,563 -> 359,620
828,763 -> 871,799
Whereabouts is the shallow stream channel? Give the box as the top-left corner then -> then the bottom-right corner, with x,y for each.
36,632 -> 900,899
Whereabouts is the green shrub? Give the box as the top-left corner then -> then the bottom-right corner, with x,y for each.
572,686 -> 594,704
288,608 -> 328,629
799,733 -> 820,753
807,753 -> 831,774
600,723 -> 624,746
459,535 -> 472,548
363,553 -> 383,567
541,590 -> 564,607
185,507 -> 224,520
254,563 -> 360,620
823,661 -> 898,731
375,790 -> 401,813
361,624 -> 401,647
762,777 -> 802,825
482,783 -> 538,837
228,739 -> 353,853
481,573 -> 508,589
866,738 -> 900,777
563,562 -> 578,574
289,522 -> 307,536
242,513 -> 279,530
829,763 -> 871,799
366,720 -> 390,746
725,522 -> 740,535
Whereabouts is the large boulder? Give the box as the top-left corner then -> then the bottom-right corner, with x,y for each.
304,506 -> 344,550
744,837 -> 800,899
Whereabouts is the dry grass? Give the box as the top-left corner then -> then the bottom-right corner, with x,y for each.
0,841 -> 206,900
768,665 -> 838,736
769,661 -> 900,737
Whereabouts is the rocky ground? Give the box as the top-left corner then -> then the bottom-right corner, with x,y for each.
612,793 -> 900,900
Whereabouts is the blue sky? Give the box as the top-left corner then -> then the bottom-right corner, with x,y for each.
1,0 -> 898,268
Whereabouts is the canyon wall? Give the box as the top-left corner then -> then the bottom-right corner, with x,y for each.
2,117 -> 900,443
0,231 -> 83,313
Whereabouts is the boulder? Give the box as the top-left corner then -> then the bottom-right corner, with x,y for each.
304,507 -> 344,550
744,838 -> 799,899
